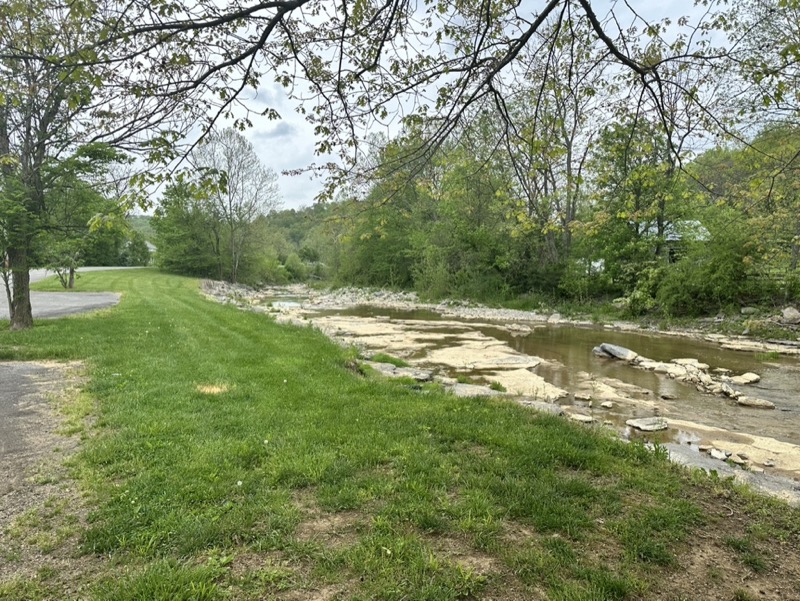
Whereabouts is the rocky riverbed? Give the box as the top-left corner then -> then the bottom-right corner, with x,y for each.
203,281 -> 800,504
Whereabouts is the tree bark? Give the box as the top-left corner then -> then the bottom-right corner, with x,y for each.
7,246 -> 33,330
68,267 -> 75,289
2,266 -> 13,322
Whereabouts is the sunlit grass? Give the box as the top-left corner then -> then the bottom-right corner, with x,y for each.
1,269 -> 798,600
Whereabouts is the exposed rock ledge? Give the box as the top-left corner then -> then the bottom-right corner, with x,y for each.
202,280 -> 800,357
592,343 -> 776,410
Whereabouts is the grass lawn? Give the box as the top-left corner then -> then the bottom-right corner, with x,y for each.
1,269 -> 798,600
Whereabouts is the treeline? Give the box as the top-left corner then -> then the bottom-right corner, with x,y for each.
152,124 -> 800,318
153,121 -> 800,316
259,120 -> 799,317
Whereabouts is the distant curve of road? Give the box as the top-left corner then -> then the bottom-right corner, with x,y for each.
0,267 -> 143,321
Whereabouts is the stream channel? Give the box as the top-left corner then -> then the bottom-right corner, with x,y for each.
250,287 -> 800,503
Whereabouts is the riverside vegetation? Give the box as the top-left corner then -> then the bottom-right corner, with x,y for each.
1,269 -> 799,600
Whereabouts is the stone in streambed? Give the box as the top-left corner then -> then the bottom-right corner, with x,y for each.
736,396 -> 775,409
518,399 -> 565,416
710,448 -> 728,461
596,343 -> 639,362
625,417 -> 668,432
730,372 -> 761,385
781,306 -> 800,324
672,358 -> 710,370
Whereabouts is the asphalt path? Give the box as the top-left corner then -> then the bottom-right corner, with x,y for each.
0,267 -> 138,321
0,363 -> 60,464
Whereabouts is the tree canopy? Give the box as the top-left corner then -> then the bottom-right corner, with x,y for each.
2,0 -> 800,328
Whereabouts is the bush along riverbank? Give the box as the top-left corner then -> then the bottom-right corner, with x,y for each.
1,269 -> 799,600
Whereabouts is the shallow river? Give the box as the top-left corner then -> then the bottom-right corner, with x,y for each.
252,289 -> 800,499
310,304 -> 800,447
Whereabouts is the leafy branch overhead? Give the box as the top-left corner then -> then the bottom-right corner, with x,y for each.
5,1 -> 797,185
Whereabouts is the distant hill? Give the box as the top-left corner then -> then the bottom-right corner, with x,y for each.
128,215 -> 155,242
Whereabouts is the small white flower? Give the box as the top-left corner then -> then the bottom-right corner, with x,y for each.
283,379 -> 287,384
236,480 -> 243,487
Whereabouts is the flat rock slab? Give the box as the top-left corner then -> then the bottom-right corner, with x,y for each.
665,443 -> 800,504
364,362 -> 433,382
489,368 -> 568,402
448,383 -> 504,398
626,417 -> 669,432
0,291 -> 121,321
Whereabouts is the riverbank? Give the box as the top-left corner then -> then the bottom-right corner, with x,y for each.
3,270 -> 799,600
203,281 -> 800,504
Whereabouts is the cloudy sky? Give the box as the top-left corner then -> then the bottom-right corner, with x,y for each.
238,83 -> 324,211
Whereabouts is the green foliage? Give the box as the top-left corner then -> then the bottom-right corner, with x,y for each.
128,215 -> 156,242
656,208 -> 774,317
152,183 -> 222,278
120,231 -> 152,266
283,252 -> 307,281
369,353 -> 410,367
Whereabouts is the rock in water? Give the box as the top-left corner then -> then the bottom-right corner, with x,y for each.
736,396 -> 775,409
710,448 -> 728,461
625,417 -> 668,432
730,372 -> 760,385
598,343 -> 639,362
672,358 -> 710,370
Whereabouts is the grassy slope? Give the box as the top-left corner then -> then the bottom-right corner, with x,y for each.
1,270 -> 798,601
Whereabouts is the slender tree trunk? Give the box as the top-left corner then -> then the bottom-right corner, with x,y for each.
7,246 -> 33,330
2,265 -> 13,322
68,267 -> 75,289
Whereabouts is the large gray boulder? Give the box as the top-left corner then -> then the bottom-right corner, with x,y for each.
781,306 -> 800,324
595,343 -> 639,362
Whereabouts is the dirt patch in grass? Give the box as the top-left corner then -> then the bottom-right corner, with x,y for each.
294,512 -> 363,548
292,489 -> 363,549
646,486 -> 800,600
0,361 -> 102,594
196,383 -> 230,394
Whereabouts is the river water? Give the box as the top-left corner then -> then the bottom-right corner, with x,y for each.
319,305 -> 800,447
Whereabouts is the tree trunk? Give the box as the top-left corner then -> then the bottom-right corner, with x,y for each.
2,268 -> 13,322
68,267 -> 75,289
7,246 -> 33,330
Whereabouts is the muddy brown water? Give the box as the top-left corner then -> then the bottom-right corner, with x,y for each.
315,305 -> 800,449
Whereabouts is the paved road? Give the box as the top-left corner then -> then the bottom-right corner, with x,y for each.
0,267 -> 139,321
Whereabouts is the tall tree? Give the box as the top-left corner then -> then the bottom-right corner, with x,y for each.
191,129 -> 281,283
79,0 -> 759,193
0,0 -> 199,329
